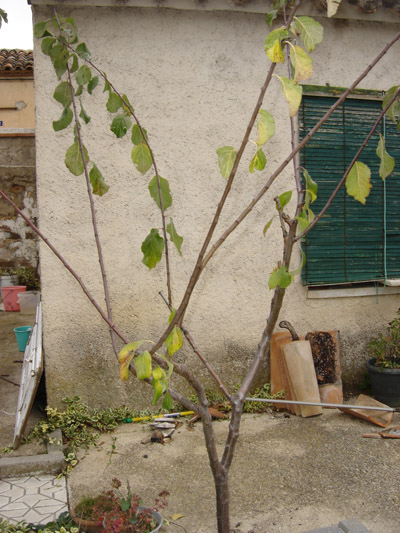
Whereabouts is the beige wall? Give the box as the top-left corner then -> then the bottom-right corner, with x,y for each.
0,79 -> 35,129
32,2 -> 400,409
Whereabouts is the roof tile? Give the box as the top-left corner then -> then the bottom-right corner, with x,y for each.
0,49 -> 33,72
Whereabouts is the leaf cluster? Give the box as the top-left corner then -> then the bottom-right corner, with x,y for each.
368,309 -> 400,369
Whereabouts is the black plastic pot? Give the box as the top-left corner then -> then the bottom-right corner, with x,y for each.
366,358 -> 400,407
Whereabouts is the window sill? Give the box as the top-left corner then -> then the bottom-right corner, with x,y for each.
307,283 -> 400,299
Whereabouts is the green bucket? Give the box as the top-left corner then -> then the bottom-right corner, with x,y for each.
13,326 -> 32,352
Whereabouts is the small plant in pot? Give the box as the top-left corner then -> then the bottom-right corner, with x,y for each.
366,309 -> 400,407
71,478 -> 167,532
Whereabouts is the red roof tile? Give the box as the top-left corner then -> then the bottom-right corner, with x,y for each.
0,49 -> 33,72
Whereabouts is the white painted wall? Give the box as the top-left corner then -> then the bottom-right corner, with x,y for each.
32,2 -> 400,408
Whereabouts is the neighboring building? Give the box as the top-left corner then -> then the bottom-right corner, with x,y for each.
0,49 -> 37,270
30,0 -> 400,409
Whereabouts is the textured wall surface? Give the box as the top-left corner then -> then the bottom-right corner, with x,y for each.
0,136 -> 37,269
32,4 -> 400,409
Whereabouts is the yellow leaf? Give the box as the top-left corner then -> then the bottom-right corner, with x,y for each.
346,161 -> 371,205
290,45 -> 313,83
275,75 -> 303,116
170,513 -> 185,520
266,39 -> 285,64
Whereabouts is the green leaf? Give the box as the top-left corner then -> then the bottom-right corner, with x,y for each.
168,308 -> 176,325
268,265 -> 292,290
134,351 -> 152,380
89,164 -> 109,196
289,249 -> 307,277
265,10 -> 278,27
249,148 -> 267,173
121,94 -> 134,116
79,102 -> 91,124
131,143 -> 153,175
167,218 -> 183,255
141,229 -> 164,269
52,106 -> 73,132
376,133 -> 395,180
383,86 -> 400,123
110,114 -> 131,138
216,146 -> 237,179
75,84 -> 83,97
296,210 -> 310,233
106,92 -> 122,113
265,27 -> 289,63
76,42 -> 91,60
162,390 -> 174,411
276,190 -> 292,210
327,0 -> 343,17
152,378 -> 164,405
65,142 -> 89,176
88,76 -> 99,95
165,325 -> 183,356
290,45 -> 313,83
41,37 -> 55,56
53,81 -> 73,107
75,65 -> 91,86
70,54 -> 79,73
263,216 -> 275,236
118,340 -> 151,381
153,366 -> 165,381
275,76 -> 302,116
158,352 -> 174,379
148,176 -> 172,210
291,16 -> 323,52
346,161 -> 371,205
34,20 -> 49,38
257,109 -> 275,146
303,169 -> 318,204
103,79 -> 111,93
52,50 -> 69,80
131,124 -> 148,145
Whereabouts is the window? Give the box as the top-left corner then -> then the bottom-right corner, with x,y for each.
299,94 -> 400,286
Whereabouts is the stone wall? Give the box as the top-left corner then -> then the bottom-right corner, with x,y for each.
0,136 -> 38,270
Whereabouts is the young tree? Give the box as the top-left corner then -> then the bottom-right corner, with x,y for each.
1,1 -> 399,531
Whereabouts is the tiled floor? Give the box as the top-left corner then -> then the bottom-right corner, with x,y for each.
0,475 -> 68,524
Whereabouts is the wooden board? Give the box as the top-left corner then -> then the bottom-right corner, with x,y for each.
13,302 -> 43,449
271,332 -> 300,414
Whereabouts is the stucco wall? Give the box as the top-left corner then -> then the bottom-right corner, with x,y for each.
32,4 -> 400,409
0,136 -> 37,269
0,79 -> 35,129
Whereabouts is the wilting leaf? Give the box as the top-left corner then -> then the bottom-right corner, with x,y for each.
131,143 -> 152,175
249,148 -> 267,173
110,114 -> 131,138
162,390 -> 174,411
89,164 -> 109,196
141,229 -> 164,269
131,124 -> 148,145
118,340 -> 151,381
303,168 -> 318,204
170,513 -> 185,521
75,64 -> 91,86
265,27 -> 289,63
65,142 -> 88,176
106,92 -> 122,113
88,76 -> 99,95
376,133 -> 395,180
148,176 -> 172,210
53,81 -> 73,107
383,86 -> 400,123
290,45 -> 313,83
257,109 -> 275,146
291,16 -> 323,52
216,146 -> 237,179
167,218 -> 183,255
165,325 -> 184,356
346,161 -> 371,205
263,216 -> 275,236
327,0 -> 343,18
275,76 -> 302,116
134,350 -> 152,380
152,378 -> 164,405
268,265 -> 292,290
53,106 -> 73,131
79,102 -> 90,124
76,42 -> 91,60
276,190 -> 292,210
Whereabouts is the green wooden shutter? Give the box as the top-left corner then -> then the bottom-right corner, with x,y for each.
300,96 -> 400,286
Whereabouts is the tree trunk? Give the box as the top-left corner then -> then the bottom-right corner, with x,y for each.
215,466 -> 230,533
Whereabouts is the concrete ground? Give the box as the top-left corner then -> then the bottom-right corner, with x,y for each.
1,310 -> 400,532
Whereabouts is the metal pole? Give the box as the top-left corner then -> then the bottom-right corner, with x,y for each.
245,397 -> 397,412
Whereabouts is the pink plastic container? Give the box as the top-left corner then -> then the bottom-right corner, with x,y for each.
1,286 -> 26,312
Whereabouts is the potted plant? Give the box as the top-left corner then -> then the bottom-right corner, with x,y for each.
71,478 -> 167,532
366,309 -> 400,407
